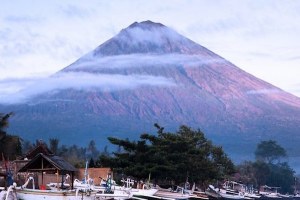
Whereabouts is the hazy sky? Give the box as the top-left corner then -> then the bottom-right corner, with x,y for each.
1,0 -> 300,98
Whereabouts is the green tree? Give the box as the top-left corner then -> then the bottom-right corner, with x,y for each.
253,161 -> 270,187
49,138 -> 59,155
255,140 -> 286,164
99,125 -> 235,185
0,113 -> 12,139
266,162 -> 295,193
252,140 -> 294,193
87,140 -> 99,159
89,158 -> 95,168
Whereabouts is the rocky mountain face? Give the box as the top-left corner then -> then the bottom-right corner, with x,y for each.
1,20 -> 300,166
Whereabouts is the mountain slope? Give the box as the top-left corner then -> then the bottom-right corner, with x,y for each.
1,20 -> 300,166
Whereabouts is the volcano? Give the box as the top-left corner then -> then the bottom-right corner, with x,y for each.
1,20 -> 300,165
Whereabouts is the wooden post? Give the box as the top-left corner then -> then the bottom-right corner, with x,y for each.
71,172 -> 74,190
56,169 -> 59,190
61,173 -> 64,188
42,171 -> 44,186
4,174 -> 7,190
41,157 -> 44,189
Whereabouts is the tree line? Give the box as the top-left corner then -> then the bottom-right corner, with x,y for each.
0,112 -> 297,193
236,140 -> 295,193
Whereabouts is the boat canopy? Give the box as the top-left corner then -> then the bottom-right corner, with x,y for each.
18,153 -> 77,174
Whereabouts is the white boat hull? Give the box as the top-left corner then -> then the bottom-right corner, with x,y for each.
131,188 -> 158,197
16,188 -> 95,200
154,190 -> 190,199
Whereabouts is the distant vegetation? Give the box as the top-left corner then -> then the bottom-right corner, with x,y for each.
235,140 -> 295,193
0,112 -> 297,193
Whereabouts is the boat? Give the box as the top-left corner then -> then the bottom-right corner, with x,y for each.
205,184 -> 245,200
259,185 -> 282,199
73,173 -> 133,200
154,190 -> 190,200
14,175 -> 132,200
15,175 -> 96,200
14,153 -> 132,200
16,187 -> 96,200
94,189 -> 133,200
175,182 -> 209,200
47,174 -> 71,190
0,184 -> 18,200
223,181 -> 261,199
190,190 -> 209,200
120,177 -> 157,198
205,185 -> 222,199
154,185 -> 191,200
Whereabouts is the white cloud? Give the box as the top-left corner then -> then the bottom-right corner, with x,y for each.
0,72 -> 175,105
69,53 -> 226,72
117,23 -> 183,46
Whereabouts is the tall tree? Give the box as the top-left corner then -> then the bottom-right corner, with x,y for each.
87,140 -> 99,159
89,158 -> 95,168
49,138 -> 59,155
0,112 -> 13,140
255,140 -> 286,164
252,140 -> 294,193
99,125 -> 235,185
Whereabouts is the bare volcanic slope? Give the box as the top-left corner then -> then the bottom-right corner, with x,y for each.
2,20 -> 300,162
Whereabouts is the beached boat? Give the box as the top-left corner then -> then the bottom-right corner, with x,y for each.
205,184 -> 245,200
205,185 -> 222,199
190,190 -> 209,200
259,185 -> 282,199
73,174 -> 133,200
119,178 -> 157,198
14,153 -> 132,200
13,175 -> 96,200
153,185 -> 191,200
0,185 -> 17,200
15,175 -> 133,200
16,187 -> 96,200
223,181 -> 261,199
154,190 -> 190,200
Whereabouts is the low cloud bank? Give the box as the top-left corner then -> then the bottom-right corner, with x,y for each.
70,53 -> 226,71
0,72 -> 175,104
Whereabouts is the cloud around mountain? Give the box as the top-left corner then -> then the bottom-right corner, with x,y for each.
0,72 -> 175,104
67,53 -> 226,72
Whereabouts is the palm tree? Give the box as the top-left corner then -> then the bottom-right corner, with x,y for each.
0,112 -> 13,140
0,112 -> 22,160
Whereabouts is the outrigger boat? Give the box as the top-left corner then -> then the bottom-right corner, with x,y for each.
72,163 -> 133,200
205,184 -> 245,200
259,185 -> 282,198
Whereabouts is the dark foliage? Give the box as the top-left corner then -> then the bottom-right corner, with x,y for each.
235,140 -> 295,194
0,112 -> 22,160
255,140 -> 287,164
98,125 -> 235,185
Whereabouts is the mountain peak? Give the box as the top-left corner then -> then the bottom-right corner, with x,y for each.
89,20 -> 206,56
127,20 -> 166,30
